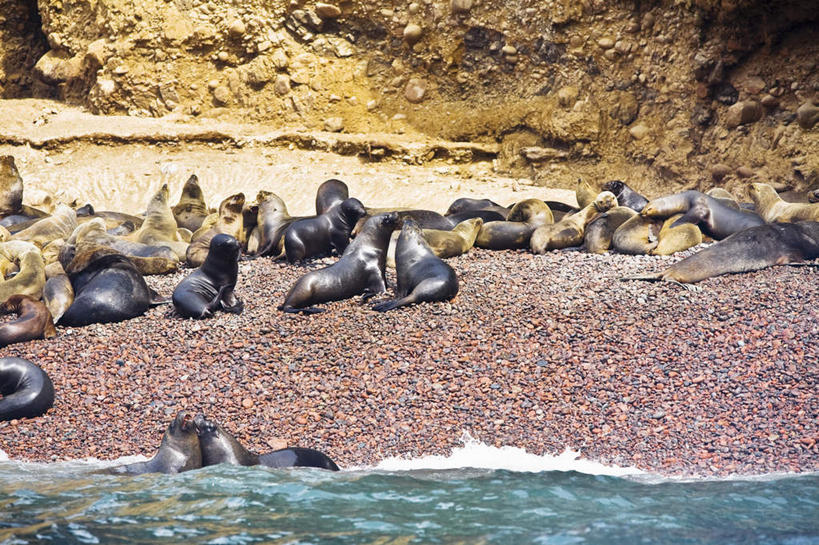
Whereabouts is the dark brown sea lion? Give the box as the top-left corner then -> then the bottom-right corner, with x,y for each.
0,295 -> 56,347
475,199 -> 554,250
194,415 -> 340,470
601,180 -> 649,212
584,206 -> 637,254
530,191 -> 617,253
283,197 -> 367,263
0,357 -> 54,421
354,208 -> 453,235
624,221 -> 819,287
315,178 -> 350,215
172,174 -> 211,232
373,219 -> 458,312
76,204 -> 144,231
749,182 -> 819,222
641,190 -> 764,240
173,234 -> 243,319
445,197 -> 511,219
108,412 -> 202,475
387,218 -> 483,268
280,212 -> 398,313
186,193 -> 245,268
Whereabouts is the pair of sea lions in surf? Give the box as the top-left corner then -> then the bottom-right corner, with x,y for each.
108,411 -> 339,475
0,356 -> 54,421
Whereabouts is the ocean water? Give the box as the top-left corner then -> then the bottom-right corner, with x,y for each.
1,440 -> 817,545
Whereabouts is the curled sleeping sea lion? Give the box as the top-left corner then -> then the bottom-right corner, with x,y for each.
107,411 -> 202,475
650,214 -> 703,256
624,221 -> 819,288
194,415 -> 340,470
11,204 -> 78,249
373,219 -> 458,312
0,357 -> 55,421
58,246 -> 167,327
280,212 -> 398,314
283,197 -> 367,263
172,174 -> 210,232
475,199 -> 554,250
0,244 -> 46,304
315,178 -> 350,215
43,274 -> 74,324
0,294 -> 56,347
749,182 -> 819,223
173,234 -> 243,319
126,184 -> 188,259
612,214 -> 662,255
445,197 -> 511,219
601,180 -> 649,212
584,206 -> 637,254
531,191 -> 617,253
641,190 -> 763,240
76,203 -> 145,231
186,193 -> 245,268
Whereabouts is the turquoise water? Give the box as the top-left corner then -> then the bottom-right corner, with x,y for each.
1,452 -> 817,545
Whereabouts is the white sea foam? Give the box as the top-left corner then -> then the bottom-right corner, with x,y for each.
371,432 -> 644,477
0,448 -> 8,462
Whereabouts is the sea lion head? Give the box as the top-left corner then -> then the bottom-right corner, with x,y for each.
147,184 -> 171,212
0,293 -> 27,314
220,193 -> 246,216
162,411 -> 202,470
75,203 -> 95,217
180,174 -> 204,201
602,180 -> 625,196
193,414 -> 247,466
593,191 -> 618,212
748,182 -> 776,205
256,190 -> 288,216
0,155 -> 24,217
207,233 -> 242,263
506,199 -> 553,226
340,198 -> 367,221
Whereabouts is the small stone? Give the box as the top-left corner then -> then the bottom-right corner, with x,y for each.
736,166 -> 755,178
315,3 -> 342,19
241,398 -> 254,409
603,48 -> 618,61
274,74 -> 291,96
724,100 -> 763,129
207,79 -> 219,89
271,49 -> 289,69
796,101 -> 819,130
403,23 -> 423,45
324,117 -> 344,132
404,78 -> 427,103
228,19 -> 246,37
217,51 -> 229,62
257,41 -> 271,52
366,99 -> 378,111
212,85 -> 231,105
741,76 -> 766,95
502,45 -> 517,56
557,86 -> 578,108
112,65 -> 129,76
711,163 -> 732,181
614,40 -> 631,54
451,0 -> 473,14
597,37 -> 615,49
629,123 -> 650,140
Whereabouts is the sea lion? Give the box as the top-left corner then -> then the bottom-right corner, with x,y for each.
373,219 -> 458,312
76,204 -> 144,231
0,357 -> 54,421
126,184 -> 188,259
612,214 -> 662,255
625,221 -> 819,286
172,174 -> 210,232
194,415 -> 340,470
642,190 -> 764,240
809,189 -> 819,203
354,208 -> 453,235
445,209 -> 507,224
601,180 -> 649,212
584,206 -> 637,254
0,245 -> 46,304
108,412 -> 202,475
475,199 -> 554,250
283,197 -> 367,263
280,212 -> 398,313
531,191 -> 617,253
445,197 -> 511,219
11,204 -> 78,249
173,234 -> 243,319
575,179 -> 599,209
0,155 -> 24,217
0,295 -> 56,347
315,178 -> 350,215
252,191 -> 307,257
58,246 -> 167,327
387,218 -> 482,268
650,214 -> 703,256
186,193 -> 245,268
749,182 -> 819,223
43,274 -> 73,324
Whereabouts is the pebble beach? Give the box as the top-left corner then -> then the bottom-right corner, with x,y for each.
1,246 -> 817,477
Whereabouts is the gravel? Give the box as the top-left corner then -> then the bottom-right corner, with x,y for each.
0,246 -> 817,476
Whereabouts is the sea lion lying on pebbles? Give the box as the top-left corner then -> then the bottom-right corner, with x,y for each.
530,191 -> 617,253
650,214 -> 703,256
11,204 -> 78,249
445,197 -> 511,219
642,190 -> 764,240
107,411 -> 202,475
186,193 -> 245,268
0,357 -> 54,421
584,207 -> 637,254
43,274 -> 74,324
173,234 -> 243,319
0,242 -> 46,304
0,294 -> 56,347
387,217 -> 483,267
475,199 -> 554,250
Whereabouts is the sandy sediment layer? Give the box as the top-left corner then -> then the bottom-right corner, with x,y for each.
0,248 -> 817,476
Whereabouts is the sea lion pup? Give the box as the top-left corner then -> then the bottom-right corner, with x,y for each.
58,245 -> 167,327
126,184 -> 189,259
445,197 -> 511,219
601,180 -> 649,212
749,182 -> 819,222
173,234 -> 243,319
43,274 -> 73,323
172,174 -> 210,232
386,218 -> 483,268
531,191 -> 617,253
186,193 -> 246,268
0,295 -> 56,347
612,214 -> 662,255
280,212 -> 398,314
0,357 -> 54,421
194,415 -> 340,470
642,190 -> 764,240
252,190 -> 306,257
68,219 -> 180,276
624,221 -> 819,287
584,206 -> 637,254
575,179 -> 599,209
11,204 -> 78,249
373,219 -> 458,312
0,244 -> 46,304
475,199 -> 554,250
315,178 -> 349,215
107,412 -> 202,475
650,214 -> 703,256
283,197 -> 367,263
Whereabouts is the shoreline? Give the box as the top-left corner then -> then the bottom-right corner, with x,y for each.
1,248 -> 816,477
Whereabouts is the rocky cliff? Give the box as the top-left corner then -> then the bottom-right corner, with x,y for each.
1,0 -> 818,194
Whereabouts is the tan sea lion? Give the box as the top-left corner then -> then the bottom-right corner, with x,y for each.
43,274 -> 74,323
749,182 -> 819,223
475,199 -> 554,250
530,191 -> 617,253
583,206 -> 637,254
612,214 -> 662,255
575,179 -> 599,209
11,204 -> 78,249
70,219 -> 180,275
0,294 -> 56,347
127,184 -> 188,259
642,190 -> 763,240
186,193 -> 245,268
650,214 -> 703,256
0,246 -> 46,304
387,217 -> 483,267
172,174 -> 210,232
0,155 -> 24,217
252,191 -> 306,257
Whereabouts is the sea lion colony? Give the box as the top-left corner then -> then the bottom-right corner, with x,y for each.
1,152 -> 818,469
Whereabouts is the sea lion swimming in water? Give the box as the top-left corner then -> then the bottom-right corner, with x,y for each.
0,294 -> 56,347
194,414 -> 340,470
0,357 -> 54,421
107,412 -> 202,475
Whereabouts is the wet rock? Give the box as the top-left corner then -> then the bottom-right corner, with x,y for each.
404,78 -> 427,103
796,102 -> 819,130
724,100 -> 762,129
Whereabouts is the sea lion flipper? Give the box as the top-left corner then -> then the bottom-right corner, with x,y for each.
620,272 -> 664,282
371,297 -> 412,312
148,288 -> 171,306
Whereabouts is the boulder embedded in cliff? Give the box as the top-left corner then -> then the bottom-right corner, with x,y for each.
34,50 -> 83,85
796,102 -> 819,130
724,100 -> 763,128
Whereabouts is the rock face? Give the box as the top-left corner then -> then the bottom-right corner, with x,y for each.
1,0 -> 818,192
